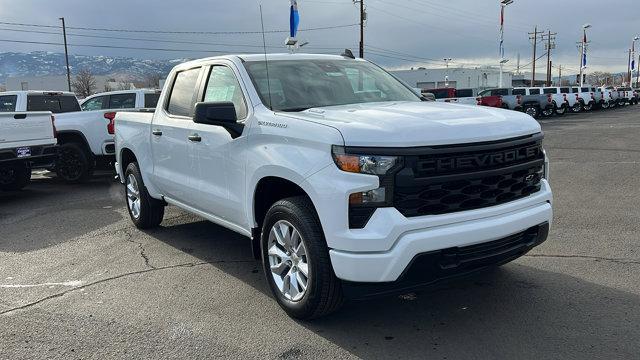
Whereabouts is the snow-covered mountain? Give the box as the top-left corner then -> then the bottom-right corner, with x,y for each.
0,51 -> 187,83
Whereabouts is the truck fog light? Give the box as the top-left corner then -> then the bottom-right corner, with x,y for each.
349,188 -> 386,204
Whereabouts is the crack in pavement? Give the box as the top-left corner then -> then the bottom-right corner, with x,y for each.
0,259 -> 256,316
120,228 -> 156,269
525,253 -> 640,265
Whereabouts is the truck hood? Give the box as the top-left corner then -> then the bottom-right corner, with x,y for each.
288,101 -> 541,147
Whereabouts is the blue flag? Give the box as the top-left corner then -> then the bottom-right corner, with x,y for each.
290,1 -> 300,38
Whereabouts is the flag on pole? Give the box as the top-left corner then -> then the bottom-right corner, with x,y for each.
632,42 -> 636,71
499,6 -> 505,58
582,31 -> 588,69
290,1 -> 300,39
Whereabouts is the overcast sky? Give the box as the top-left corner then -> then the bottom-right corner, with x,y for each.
0,0 -> 637,75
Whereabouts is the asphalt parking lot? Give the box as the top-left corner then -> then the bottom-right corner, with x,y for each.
1,107 -> 639,360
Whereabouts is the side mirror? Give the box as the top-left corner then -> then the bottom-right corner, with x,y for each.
194,102 -> 237,125
193,101 -> 244,139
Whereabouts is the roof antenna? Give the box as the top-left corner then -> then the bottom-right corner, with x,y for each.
341,49 -> 355,59
259,4 -> 274,110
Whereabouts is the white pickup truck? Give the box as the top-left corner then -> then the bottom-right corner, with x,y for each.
0,90 -> 159,183
0,109 -> 57,191
115,54 -> 553,319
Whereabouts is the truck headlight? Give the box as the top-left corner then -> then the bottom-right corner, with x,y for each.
331,145 -> 399,175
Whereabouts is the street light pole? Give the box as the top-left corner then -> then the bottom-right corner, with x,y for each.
499,59 -> 509,87
59,17 -> 71,92
443,58 -> 452,87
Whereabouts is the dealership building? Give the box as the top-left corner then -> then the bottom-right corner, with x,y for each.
391,67 -> 513,91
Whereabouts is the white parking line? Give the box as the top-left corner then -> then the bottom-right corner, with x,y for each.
0,281 -> 83,288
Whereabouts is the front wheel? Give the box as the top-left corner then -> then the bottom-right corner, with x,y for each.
555,104 -> 567,116
542,105 -> 555,117
124,162 -> 165,229
55,143 -> 93,183
0,163 -> 31,191
262,196 -> 344,320
601,101 -> 610,110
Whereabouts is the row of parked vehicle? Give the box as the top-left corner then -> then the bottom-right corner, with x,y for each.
426,86 -> 639,118
0,89 -> 160,190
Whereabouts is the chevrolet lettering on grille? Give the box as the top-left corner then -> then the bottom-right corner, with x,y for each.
418,144 -> 541,174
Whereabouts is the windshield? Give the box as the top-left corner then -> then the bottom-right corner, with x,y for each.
244,59 -> 421,111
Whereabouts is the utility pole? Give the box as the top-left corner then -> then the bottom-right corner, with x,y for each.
354,0 -> 365,58
637,54 -> 640,87
59,17 -> 71,92
558,64 -> 562,86
516,52 -> 521,75
542,30 -> 557,86
528,26 -> 543,87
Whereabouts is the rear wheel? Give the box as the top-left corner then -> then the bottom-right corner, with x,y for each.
524,105 -> 540,118
542,104 -> 555,117
583,101 -> 594,111
571,102 -> 583,113
261,196 -> 343,320
55,143 -> 93,183
601,101 -> 610,110
555,104 -> 567,116
0,163 -> 31,191
124,162 -> 165,229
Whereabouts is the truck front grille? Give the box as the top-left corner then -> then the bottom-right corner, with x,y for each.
393,134 -> 545,218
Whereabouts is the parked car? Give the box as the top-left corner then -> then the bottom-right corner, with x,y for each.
540,87 -> 576,116
115,54 -> 552,320
502,88 -> 554,118
570,86 -> 598,112
514,87 -> 570,117
599,87 -> 619,109
428,87 -> 477,105
476,88 -> 507,108
0,108 -> 57,191
0,90 -> 160,183
616,87 -> 637,105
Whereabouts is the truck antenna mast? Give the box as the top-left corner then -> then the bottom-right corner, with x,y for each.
259,4 -> 274,111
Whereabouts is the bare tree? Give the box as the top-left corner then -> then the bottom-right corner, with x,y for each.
72,68 -> 97,98
587,71 -> 613,87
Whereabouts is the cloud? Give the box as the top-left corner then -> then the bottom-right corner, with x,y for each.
0,0 -> 635,75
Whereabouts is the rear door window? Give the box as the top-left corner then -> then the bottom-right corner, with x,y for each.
109,93 -> 136,109
512,89 -> 526,96
0,95 -> 18,112
529,88 -> 541,95
581,87 -> 589,92
543,88 -> 557,94
456,89 -> 473,97
166,67 -> 201,117
560,87 -> 571,93
81,96 -> 107,111
27,94 -> 80,113
493,89 -> 509,96
144,93 -> 160,108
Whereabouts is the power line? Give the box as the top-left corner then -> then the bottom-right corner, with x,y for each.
0,20 -> 358,35
0,27 -> 352,51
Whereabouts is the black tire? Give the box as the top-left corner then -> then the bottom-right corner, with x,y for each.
261,196 -> 343,320
0,163 -> 31,191
601,101 -> 610,110
571,101 -> 583,113
555,104 -> 567,116
124,162 -> 165,229
583,101 -> 594,111
541,104 -> 555,117
55,142 -> 93,183
523,105 -> 540,119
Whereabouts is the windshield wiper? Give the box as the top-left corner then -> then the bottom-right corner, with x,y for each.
278,107 -> 312,112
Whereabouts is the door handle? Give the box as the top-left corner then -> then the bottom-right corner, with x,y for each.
188,134 -> 202,142
152,129 -> 163,136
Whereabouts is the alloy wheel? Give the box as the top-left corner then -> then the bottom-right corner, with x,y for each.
57,147 -> 83,181
126,173 -> 141,219
267,220 -> 309,301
